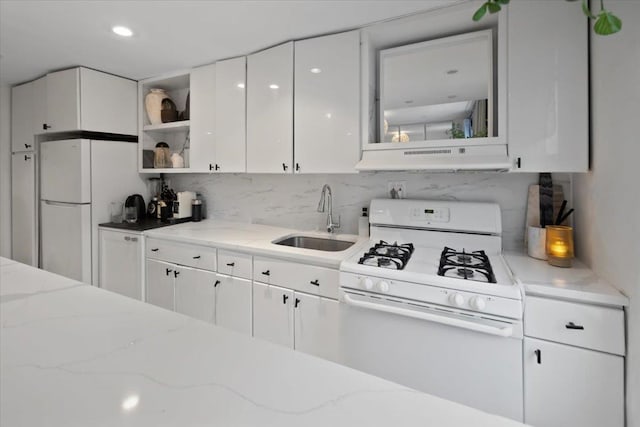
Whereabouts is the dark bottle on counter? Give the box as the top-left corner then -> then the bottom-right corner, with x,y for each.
192,199 -> 203,222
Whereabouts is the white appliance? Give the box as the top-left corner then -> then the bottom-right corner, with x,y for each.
40,139 -> 147,285
339,199 -> 524,421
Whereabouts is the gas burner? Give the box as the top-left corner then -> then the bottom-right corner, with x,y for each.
438,247 -> 497,283
358,240 -> 414,270
456,268 -> 474,278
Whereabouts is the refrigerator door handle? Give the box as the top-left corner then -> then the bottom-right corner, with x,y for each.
43,200 -> 89,207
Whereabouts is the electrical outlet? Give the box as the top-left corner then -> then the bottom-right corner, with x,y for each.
387,181 -> 407,199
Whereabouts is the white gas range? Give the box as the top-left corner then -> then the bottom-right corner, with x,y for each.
338,199 -> 524,421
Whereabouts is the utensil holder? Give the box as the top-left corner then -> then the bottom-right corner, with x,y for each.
527,226 -> 547,260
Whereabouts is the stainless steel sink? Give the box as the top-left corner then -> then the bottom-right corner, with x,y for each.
273,235 -> 355,252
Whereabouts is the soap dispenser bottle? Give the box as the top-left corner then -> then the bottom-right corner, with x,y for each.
358,207 -> 370,237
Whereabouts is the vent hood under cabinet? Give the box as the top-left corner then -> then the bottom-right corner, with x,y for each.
356,147 -> 511,172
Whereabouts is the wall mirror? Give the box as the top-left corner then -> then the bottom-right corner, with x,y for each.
379,30 -> 494,145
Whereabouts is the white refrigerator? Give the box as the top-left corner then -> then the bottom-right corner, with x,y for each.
40,139 -> 147,285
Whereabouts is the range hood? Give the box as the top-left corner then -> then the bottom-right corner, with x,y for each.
356,145 -> 512,172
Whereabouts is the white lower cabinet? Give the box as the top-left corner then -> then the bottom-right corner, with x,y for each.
252,281 -> 342,362
293,292 -> 341,363
174,267 -> 216,323
215,274 -> 252,334
523,296 -> 625,427
99,228 -> 143,300
253,282 -> 295,347
146,259 -> 176,310
524,337 -> 624,427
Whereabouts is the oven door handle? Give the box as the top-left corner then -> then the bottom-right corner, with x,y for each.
342,293 -> 514,338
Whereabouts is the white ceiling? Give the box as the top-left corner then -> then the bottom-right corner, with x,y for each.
0,0 -> 459,86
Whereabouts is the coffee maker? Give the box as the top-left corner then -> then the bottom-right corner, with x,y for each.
124,194 -> 146,223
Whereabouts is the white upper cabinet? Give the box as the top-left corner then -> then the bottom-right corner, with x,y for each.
189,63 -> 217,172
45,68 -> 81,133
214,56 -> 247,173
294,31 -> 360,174
11,77 -> 45,152
246,42 -> 294,173
507,1 -> 588,172
40,67 -> 137,135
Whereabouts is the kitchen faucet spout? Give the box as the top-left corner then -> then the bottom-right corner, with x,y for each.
317,184 -> 340,233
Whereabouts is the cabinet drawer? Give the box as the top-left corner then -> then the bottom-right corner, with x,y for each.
253,256 -> 339,299
525,296 -> 625,355
146,238 -> 217,271
217,250 -> 252,279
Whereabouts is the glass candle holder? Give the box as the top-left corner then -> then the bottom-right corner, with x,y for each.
545,225 -> 574,267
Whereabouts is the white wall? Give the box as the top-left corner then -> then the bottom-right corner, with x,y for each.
172,172 -> 570,252
0,85 -> 11,258
573,2 -> 640,425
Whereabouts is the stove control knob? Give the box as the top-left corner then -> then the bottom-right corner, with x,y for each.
376,281 -> 390,293
448,292 -> 465,307
470,296 -> 487,311
360,278 -> 374,290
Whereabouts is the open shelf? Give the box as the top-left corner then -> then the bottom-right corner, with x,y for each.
143,120 -> 190,134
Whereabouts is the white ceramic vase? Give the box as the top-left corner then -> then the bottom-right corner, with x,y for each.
145,88 -> 172,125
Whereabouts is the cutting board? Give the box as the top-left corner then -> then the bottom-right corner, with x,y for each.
523,184 -> 565,246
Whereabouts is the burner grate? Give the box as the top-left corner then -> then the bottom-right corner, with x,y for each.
437,247 -> 497,283
357,240 -> 414,270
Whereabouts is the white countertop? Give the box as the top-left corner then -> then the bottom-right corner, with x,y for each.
1,258 -> 526,427
144,219 -> 370,269
504,252 -> 629,307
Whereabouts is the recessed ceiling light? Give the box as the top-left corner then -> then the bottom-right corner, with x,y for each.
448,95 -> 457,99
237,83 -> 245,89
446,69 -> 458,75
325,113 -> 332,119
112,26 -> 134,37
269,84 -> 279,90
310,68 -> 322,74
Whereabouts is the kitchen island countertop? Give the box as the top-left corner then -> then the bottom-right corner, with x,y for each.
0,257 -> 527,427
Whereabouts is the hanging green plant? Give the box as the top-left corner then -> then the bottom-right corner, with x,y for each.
472,0 -> 622,35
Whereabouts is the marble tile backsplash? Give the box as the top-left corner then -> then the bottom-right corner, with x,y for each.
172,172 -> 571,251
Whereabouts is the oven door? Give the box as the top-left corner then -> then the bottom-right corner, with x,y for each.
339,290 -> 523,422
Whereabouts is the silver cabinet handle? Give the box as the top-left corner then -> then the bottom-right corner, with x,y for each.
124,236 -> 131,241
131,237 -> 138,242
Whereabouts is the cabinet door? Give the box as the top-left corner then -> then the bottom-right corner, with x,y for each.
11,82 -> 35,151
294,31 -> 360,173
146,259 -> 175,310
524,337 -> 624,427
252,282 -> 294,347
247,42 -> 294,173
174,267 -> 216,323
45,68 -> 80,132
189,63 -> 217,172
294,293 -> 342,363
214,56 -> 247,173
508,1 -> 588,172
11,152 -> 37,266
99,230 -> 142,300
215,274 -> 252,335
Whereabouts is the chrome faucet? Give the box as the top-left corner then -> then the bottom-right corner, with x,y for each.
317,184 -> 340,233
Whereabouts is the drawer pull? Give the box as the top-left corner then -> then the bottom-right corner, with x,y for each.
151,248 -> 159,252
294,298 -> 301,308
193,255 -> 201,259
565,322 -> 584,330
214,280 -> 220,287
174,270 -> 180,278
131,237 -> 138,242
310,279 -> 320,286
534,349 -> 542,364
165,268 -> 173,276
262,270 -> 270,276
226,262 -> 235,267
124,236 -> 131,241
282,294 -> 289,304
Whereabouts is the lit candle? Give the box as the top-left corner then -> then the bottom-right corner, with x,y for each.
546,226 -> 574,268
